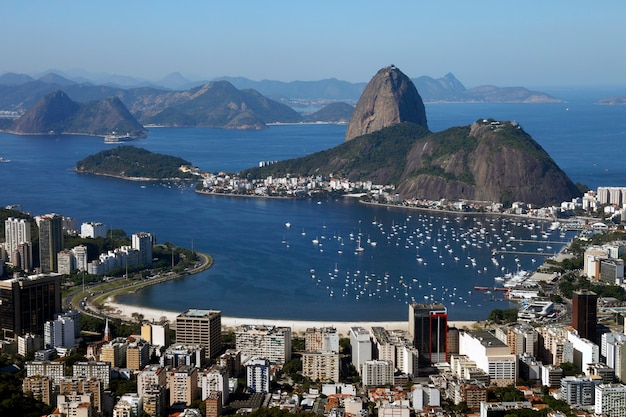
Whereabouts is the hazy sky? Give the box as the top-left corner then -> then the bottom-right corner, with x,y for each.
2,1 -> 625,87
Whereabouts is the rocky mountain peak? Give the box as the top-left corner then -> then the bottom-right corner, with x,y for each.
344,65 -> 428,141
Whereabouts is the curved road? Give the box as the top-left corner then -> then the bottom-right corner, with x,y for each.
64,252 -> 213,323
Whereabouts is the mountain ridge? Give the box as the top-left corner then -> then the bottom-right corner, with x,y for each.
7,90 -> 147,137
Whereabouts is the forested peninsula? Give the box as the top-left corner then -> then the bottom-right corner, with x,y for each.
75,146 -> 199,181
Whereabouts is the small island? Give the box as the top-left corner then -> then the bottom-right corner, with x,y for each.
75,145 -> 201,181
596,96 -> 626,105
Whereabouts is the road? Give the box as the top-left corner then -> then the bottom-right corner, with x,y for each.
64,252 -> 213,323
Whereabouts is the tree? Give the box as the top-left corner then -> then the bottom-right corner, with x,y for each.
488,308 -> 519,324
560,362 -> 580,376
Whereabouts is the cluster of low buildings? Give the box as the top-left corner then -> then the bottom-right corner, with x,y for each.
198,172 -> 392,200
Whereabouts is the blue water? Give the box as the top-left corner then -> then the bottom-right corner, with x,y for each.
1,93 -> 625,321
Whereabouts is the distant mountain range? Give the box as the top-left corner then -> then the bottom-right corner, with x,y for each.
0,70 -> 560,132
0,70 -> 560,103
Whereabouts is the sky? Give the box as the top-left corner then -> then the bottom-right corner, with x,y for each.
1,1 -> 625,87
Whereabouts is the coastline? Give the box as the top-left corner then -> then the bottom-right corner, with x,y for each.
195,188 -> 301,200
102,300 -> 479,335
358,200 -> 557,221
95,249 -> 483,335
75,169 -> 197,182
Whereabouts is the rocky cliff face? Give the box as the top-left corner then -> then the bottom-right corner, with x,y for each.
344,66 -> 428,141
396,120 -> 581,206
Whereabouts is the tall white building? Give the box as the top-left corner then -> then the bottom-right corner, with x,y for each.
235,325 -> 291,364
57,250 -> 75,274
80,222 -> 107,239
44,316 -> 75,349
567,330 -> 599,376
72,245 -> 89,272
595,383 -> 626,417
350,327 -> 372,374
370,327 -> 397,367
246,358 -> 271,393
4,217 -> 31,265
411,384 -> 441,411
361,360 -> 394,387
201,365 -> 229,405
18,333 -> 43,357
396,344 -> 420,377
132,232 -> 153,267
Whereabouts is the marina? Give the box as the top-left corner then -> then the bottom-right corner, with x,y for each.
278,208 -> 575,316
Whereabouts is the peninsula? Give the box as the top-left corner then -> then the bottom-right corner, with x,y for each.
242,66 -> 581,207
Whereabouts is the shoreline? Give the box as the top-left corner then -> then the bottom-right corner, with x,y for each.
102,301 -> 479,335
96,250 -> 484,335
195,188 -> 302,200
358,200 -> 557,221
75,169 -> 197,182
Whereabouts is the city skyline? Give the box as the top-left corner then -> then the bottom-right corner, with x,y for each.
1,1 -> 625,88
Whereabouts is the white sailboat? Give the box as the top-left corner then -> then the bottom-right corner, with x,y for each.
355,236 -> 365,252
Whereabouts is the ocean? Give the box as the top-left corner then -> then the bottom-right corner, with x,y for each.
1,91 -> 625,321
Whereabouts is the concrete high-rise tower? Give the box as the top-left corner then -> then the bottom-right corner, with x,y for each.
5,217 -> 31,265
37,214 -> 63,273
132,232 -> 153,267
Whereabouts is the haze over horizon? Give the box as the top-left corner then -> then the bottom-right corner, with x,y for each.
2,1 -> 625,88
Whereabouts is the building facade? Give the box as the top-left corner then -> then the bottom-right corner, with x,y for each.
305,327 -> 339,353
409,303 -> 448,365
132,232 -> 153,267
349,326 -> 372,374
5,217 -> 31,266
169,366 -> 198,406
572,290 -> 597,342
175,309 -> 222,359
595,383 -> 626,417
0,273 -> 62,340
246,358 -> 271,393
361,360 -> 394,387
235,325 -> 292,364
38,213 -> 64,273
302,352 -> 340,382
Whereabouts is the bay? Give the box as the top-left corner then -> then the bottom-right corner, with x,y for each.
1,93 -> 625,321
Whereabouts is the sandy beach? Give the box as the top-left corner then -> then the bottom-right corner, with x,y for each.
104,301 -> 479,336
